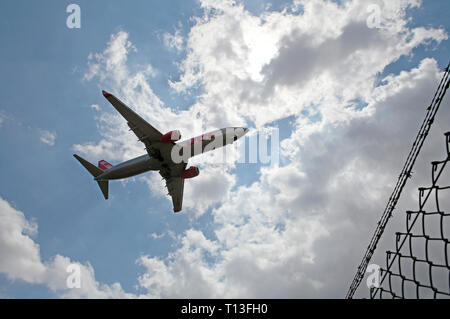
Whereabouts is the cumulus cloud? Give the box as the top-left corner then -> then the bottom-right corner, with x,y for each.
83,31 -> 137,83
132,1 -> 448,298
169,0 -> 446,128
70,0 -> 449,298
0,198 -> 45,283
0,197 -> 133,298
137,229 -> 224,298
136,58 -> 450,299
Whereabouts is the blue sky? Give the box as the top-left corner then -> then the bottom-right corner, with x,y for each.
0,0 -> 449,298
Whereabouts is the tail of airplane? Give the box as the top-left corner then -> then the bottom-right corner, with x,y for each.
73,154 -> 109,200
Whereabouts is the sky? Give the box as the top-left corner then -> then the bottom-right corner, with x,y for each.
0,0 -> 449,298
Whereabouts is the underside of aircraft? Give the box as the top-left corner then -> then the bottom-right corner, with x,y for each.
74,90 -> 248,213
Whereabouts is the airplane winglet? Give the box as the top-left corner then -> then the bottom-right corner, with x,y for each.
102,90 -> 112,98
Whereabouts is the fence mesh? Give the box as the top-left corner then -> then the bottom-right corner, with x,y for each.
370,132 -> 450,298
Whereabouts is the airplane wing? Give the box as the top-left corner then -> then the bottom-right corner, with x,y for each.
102,90 -> 162,142
102,90 -> 174,161
162,174 -> 185,213
102,90 -> 187,212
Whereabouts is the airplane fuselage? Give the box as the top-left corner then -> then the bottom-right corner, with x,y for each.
96,127 -> 247,181
97,154 -> 161,180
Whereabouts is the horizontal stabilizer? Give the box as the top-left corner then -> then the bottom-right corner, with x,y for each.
73,154 -> 103,177
74,154 -> 109,200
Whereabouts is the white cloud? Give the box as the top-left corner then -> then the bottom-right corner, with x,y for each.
137,229 -> 224,298
39,130 -> 57,146
0,198 -> 45,283
183,165 -> 236,216
169,0 -> 446,128
0,197 -> 134,298
83,30 -> 137,83
136,58 -> 450,298
163,29 -> 184,52
90,104 -> 101,111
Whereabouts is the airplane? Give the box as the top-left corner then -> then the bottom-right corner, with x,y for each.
74,90 -> 249,213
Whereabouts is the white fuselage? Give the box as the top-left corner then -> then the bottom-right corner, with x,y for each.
96,127 -> 247,181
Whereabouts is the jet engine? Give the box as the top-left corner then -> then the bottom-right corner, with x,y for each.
161,130 -> 181,143
181,166 -> 199,179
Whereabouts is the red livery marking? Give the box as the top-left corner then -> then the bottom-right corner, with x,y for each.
102,90 -> 112,98
181,166 -> 199,179
98,160 -> 113,171
161,130 -> 181,143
